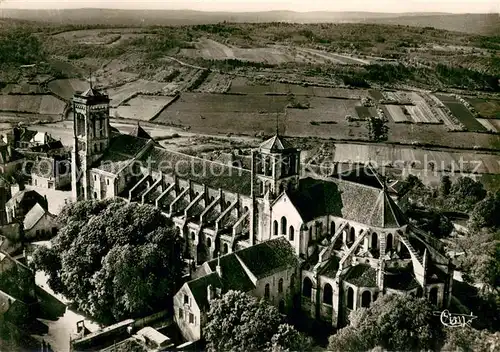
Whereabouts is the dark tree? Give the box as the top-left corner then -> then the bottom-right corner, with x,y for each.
30,199 -> 184,324
328,295 -> 443,352
205,290 -> 311,352
366,117 -> 389,142
439,175 -> 452,197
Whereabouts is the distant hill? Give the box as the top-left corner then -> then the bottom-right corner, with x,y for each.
364,13 -> 500,35
0,9 -> 498,35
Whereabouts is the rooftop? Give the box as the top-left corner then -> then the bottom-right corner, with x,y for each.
344,264 -> 378,287
287,177 -> 407,228
259,134 -> 296,153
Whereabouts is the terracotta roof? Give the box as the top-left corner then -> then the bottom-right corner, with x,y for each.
23,203 -> 47,231
259,135 -> 295,152
29,141 -> 64,154
288,178 -> 407,228
129,123 -> 152,140
139,146 -> 252,196
344,264 -> 377,287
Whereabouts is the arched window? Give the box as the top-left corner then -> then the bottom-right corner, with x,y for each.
323,283 -> 333,305
244,206 -> 249,213
265,284 -> 270,299
93,192 -> 98,199
371,232 -> 378,249
191,232 -> 195,241
273,220 -> 278,237
330,221 -> 335,235
281,217 -> 287,235
207,237 -> 212,248
429,287 -> 438,306
302,277 -> 312,298
289,226 -> 294,241
278,278 -> 284,293
386,233 -> 393,251
223,243 -> 229,254
417,287 -> 423,297
361,291 -> 371,308
347,287 -> 354,309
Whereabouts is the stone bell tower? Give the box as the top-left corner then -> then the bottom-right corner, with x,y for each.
71,78 -> 110,201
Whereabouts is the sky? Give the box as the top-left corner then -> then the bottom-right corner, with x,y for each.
0,0 -> 499,14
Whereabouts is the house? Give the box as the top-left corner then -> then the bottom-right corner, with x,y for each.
5,189 -> 48,224
12,128 -> 55,149
174,237 -> 298,342
0,143 -> 24,177
22,203 -> 58,240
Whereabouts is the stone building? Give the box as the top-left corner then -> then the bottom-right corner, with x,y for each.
71,86 -> 453,337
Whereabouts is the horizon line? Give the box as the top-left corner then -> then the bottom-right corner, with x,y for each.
1,8 -> 499,15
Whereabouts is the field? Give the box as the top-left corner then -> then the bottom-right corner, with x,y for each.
180,38 -> 299,65
48,79 -> 89,100
436,94 -> 487,132
0,95 -> 65,115
153,92 -> 290,134
295,48 -> 370,65
384,105 -> 408,122
476,118 -> 500,133
195,72 -> 232,93
111,95 -> 177,121
464,97 -> 500,119
228,77 -> 369,99
53,28 -> 147,46
313,143 -> 500,174
355,106 -> 376,119
106,80 -> 177,107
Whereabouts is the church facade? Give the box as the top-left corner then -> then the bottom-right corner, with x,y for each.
71,87 -> 453,334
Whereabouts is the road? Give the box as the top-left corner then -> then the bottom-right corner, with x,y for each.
30,119 -> 260,147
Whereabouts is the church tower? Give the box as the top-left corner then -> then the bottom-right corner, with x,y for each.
71,83 -> 110,201
253,134 -> 300,199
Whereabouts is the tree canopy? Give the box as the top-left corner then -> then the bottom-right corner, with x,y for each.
205,290 -> 312,352
29,199 -> 184,324
328,294 -> 443,352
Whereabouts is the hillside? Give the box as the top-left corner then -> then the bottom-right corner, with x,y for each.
0,9 -> 499,34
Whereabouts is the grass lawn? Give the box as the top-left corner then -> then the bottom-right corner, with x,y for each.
435,95 -> 486,132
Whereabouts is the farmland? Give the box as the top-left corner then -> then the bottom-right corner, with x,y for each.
106,80 -> 177,107
435,94 -> 487,132
153,92 -> 290,134
48,79 -> 89,100
111,95 -> 178,121
0,95 -> 65,116
308,142 -> 500,174
464,97 -> 500,119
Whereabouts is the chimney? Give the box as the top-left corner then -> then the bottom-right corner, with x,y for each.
216,255 -> 222,278
207,284 -> 213,302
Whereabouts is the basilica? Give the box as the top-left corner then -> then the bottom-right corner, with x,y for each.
71,86 -> 453,342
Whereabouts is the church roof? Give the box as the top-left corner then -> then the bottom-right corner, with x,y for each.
259,135 -> 295,152
138,146 -> 253,196
287,177 -> 407,228
6,190 -> 47,212
129,123 -> 152,140
81,87 -> 105,98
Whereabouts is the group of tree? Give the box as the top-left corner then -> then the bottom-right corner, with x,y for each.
29,199 -> 184,325
0,28 -> 44,65
366,116 -> 389,142
204,290 -> 312,352
328,294 -> 500,352
399,175 -> 487,214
